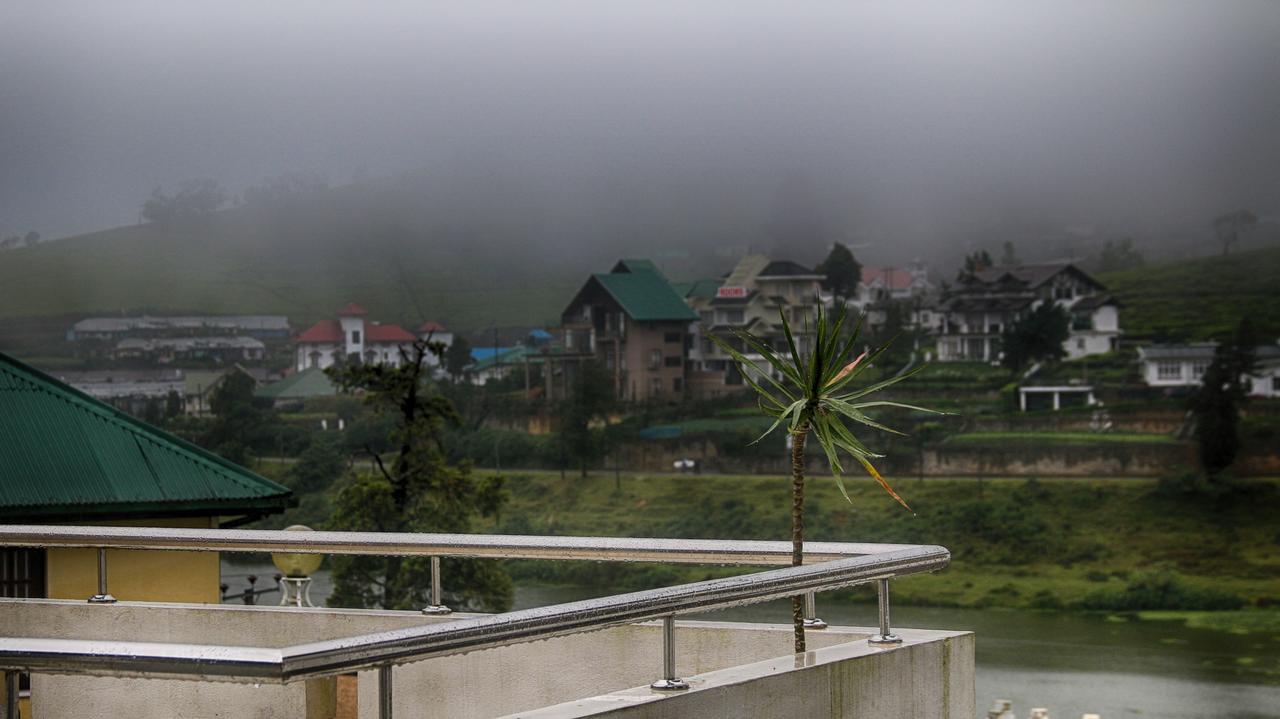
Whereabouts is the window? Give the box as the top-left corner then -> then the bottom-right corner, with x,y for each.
699,310 -> 713,324
650,377 -> 663,395
987,323 -> 1001,334
1190,361 -> 1210,379
701,337 -> 713,354
673,377 -> 684,392
308,351 -> 321,368
1076,338 -> 1085,350
664,356 -> 682,368
649,349 -> 662,369
1156,361 -> 1182,381
664,332 -> 681,343
1272,376 -> 1279,394
351,330 -> 361,344
0,548 -> 46,598
723,309 -> 745,324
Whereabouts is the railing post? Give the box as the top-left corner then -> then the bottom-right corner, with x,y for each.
868,578 -> 901,644
378,665 -> 393,719
649,616 -> 689,691
2,670 -> 18,719
88,548 -> 117,604
421,556 -> 451,615
802,591 -> 827,629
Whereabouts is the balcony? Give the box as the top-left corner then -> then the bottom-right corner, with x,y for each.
0,527 -> 972,719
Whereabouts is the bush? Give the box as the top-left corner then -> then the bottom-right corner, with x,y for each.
1078,569 -> 1244,611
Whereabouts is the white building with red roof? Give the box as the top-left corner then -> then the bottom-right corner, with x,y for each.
294,303 -> 419,371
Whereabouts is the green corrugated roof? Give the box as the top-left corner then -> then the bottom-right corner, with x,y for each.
0,352 -> 292,521
255,367 -> 337,400
593,272 -> 699,322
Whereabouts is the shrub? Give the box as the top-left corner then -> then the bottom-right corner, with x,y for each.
1078,569 -> 1244,611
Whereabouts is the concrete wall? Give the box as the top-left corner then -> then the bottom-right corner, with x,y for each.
2,600 -> 973,719
45,516 -> 221,603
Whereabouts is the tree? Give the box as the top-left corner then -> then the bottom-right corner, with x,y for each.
712,305 -> 941,653
325,338 -> 511,611
1190,352 -> 1239,477
557,361 -> 615,477
205,368 -> 270,464
142,178 -> 228,225
815,243 -> 862,302
1000,302 -> 1069,373
1188,317 -> 1259,479
288,435 -> 349,493
1095,237 -> 1145,273
1212,209 -> 1258,256
958,250 -> 993,281
999,241 -> 1019,266
445,335 -> 473,381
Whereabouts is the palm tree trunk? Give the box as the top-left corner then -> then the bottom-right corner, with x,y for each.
790,422 -> 809,653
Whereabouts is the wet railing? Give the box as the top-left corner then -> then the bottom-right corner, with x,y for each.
0,525 -> 949,718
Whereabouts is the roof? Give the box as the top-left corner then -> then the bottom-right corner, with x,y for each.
72,315 -> 290,333
1137,343 -> 1280,361
590,272 -> 699,322
297,319 -> 344,343
758,260 -> 822,278
336,303 -> 369,317
0,352 -> 292,521
861,266 -> 915,291
418,321 -> 448,333
365,323 -> 416,343
115,336 -> 265,352
1070,294 -> 1123,311
471,346 -> 534,372
612,259 -> 665,278
972,263 -> 1105,291
255,367 -> 338,400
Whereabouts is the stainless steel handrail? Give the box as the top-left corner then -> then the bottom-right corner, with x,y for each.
0,525 -> 916,564
0,545 -> 947,682
0,526 -> 950,718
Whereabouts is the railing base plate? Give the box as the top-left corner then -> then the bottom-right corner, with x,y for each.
650,679 -> 690,691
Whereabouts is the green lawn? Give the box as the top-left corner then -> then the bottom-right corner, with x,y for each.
944,431 -> 1179,446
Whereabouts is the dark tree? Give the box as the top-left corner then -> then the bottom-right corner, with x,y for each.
22,231 -> 39,246
1095,238 -> 1145,273
444,334 -> 473,381
556,361 -> 615,477
1000,303 -> 1069,373
999,241 -> 1019,266
142,178 -> 228,225
1212,209 -> 1258,256
287,435 -> 349,493
325,339 -> 511,611
1189,352 -> 1239,477
959,250 -> 994,280
815,243 -> 862,301
206,368 -> 270,464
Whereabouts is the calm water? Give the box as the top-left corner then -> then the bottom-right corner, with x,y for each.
222,561 -> 1280,718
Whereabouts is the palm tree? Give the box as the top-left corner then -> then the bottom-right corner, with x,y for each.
711,304 -> 941,652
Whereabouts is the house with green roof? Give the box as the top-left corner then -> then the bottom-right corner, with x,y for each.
255,366 -> 338,407
0,351 -> 293,603
562,259 -> 698,401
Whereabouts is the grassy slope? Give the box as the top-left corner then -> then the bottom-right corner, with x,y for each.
461,471 -> 1280,612
0,209 -> 583,336
1101,246 -> 1280,342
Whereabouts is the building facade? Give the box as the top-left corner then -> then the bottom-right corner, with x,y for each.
936,263 -> 1121,363
561,260 -> 698,402
294,303 -> 418,371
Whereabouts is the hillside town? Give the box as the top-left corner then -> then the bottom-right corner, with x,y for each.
55,250 -> 1280,416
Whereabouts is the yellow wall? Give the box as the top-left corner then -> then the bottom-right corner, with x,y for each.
46,517 -> 222,604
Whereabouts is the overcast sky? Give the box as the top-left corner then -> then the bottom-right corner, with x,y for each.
2,0 -> 1278,253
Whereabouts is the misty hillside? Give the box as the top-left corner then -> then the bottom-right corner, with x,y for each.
1101,246 -> 1280,343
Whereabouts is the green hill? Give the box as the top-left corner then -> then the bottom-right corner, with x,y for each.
0,196 -> 591,341
1101,246 -> 1280,342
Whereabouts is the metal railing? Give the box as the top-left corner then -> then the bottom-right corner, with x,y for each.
0,526 -> 949,718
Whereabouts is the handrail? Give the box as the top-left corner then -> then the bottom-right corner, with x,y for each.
0,525 -> 915,564
0,545 -> 947,682
0,526 -> 950,718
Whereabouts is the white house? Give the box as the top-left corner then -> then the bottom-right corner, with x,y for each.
936,263 -> 1121,363
1138,342 -> 1280,397
294,303 -> 417,371
416,321 -> 454,369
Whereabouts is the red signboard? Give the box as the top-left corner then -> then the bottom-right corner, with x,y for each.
716,286 -> 747,298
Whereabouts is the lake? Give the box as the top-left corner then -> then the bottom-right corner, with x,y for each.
221,561 -> 1280,718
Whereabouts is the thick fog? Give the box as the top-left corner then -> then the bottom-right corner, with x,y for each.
2,0 -> 1279,261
